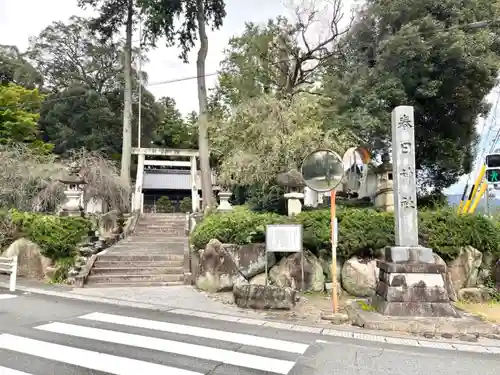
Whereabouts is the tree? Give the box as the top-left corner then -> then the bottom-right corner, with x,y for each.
27,16 -> 124,93
137,0 -> 227,210
211,93 -> 355,186
213,1 -> 350,109
153,97 -> 197,149
329,0 -> 500,191
38,85 -> 122,155
0,45 -> 43,88
0,83 -> 50,152
77,0 -> 137,184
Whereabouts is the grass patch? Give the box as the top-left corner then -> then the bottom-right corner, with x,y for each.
455,301 -> 500,323
358,300 -> 375,311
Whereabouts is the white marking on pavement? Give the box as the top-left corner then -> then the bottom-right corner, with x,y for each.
80,312 -> 308,354
0,334 -> 202,375
36,322 -> 296,374
0,295 -> 16,300
0,365 -> 32,374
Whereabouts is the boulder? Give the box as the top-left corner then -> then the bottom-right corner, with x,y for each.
318,249 -> 343,283
447,246 -> 482,292
341,257 -> 379,297
233,284 -> 296,309
458,287 -> 491,303
2,238 -> 52,279
195,241 -> 275,292
433,253 -> 458,302
478,252 -> 497,285
237,243 -> 275,279
269,250 -> 325,292
195,239 -> 226,292
250,273 -> 267,285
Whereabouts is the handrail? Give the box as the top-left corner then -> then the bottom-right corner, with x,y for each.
0,256 -> 18,292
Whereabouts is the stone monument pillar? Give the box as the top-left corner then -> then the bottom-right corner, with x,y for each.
372,106 -> 458,317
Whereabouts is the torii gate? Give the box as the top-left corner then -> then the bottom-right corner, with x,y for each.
131,147 -> 200,213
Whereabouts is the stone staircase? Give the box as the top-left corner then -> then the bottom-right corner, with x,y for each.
84,213 -> 189,287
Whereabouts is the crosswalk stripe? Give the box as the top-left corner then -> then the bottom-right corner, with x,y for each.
0,365 -> 32,374
36,322 -> 296,374
0,334 -> 202,375
0,295 -> 16,300
80,312 -> 308,354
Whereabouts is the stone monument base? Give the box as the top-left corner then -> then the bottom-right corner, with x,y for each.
372,246 -> 459,317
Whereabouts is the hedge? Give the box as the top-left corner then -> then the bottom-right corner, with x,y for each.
5,210 -> 92,261
190,206 -> 291,249
190,206 -> 500,261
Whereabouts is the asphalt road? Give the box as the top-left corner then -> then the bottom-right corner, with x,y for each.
0,289 -> 499,375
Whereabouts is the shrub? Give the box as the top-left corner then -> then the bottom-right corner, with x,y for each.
193,205 -> 500,260
179,197 -> 192,213
297,207 -> 500,260
190,206 -> 290,249
296,207 -> 394,258
10,210 -> 92,261
156,196 -> 174,213
419,208 -> 500,260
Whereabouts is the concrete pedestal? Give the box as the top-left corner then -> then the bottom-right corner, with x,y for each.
372,246 -> 459,317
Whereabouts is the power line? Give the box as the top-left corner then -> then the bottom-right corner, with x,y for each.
1,17 -> 499,110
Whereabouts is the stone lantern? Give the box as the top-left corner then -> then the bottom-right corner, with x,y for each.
373,150 -> 394,212
58,162 -> 87,217
277,169 -> 306,217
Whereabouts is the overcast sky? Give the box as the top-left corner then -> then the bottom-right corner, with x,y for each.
0,0 -> 288,114
0,0 -> 496,195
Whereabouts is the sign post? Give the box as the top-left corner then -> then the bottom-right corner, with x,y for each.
301,149 -> 344,313
265,224 -> 304,289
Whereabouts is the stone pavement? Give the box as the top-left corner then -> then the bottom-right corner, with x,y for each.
2,276 -> 500,354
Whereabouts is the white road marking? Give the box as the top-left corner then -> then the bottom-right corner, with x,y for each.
0,365 -> 32,374
0,334 -> 202,375
0,295 -> 16,300
80,312 -> 308,354
36,322 -> 296,374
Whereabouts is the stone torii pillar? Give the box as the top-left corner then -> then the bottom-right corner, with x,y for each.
372,106 -> 458,317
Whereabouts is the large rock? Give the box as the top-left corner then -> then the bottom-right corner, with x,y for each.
2,238 -> 52,279
318,249 -> 343,283
433,253 -> 458,302
478,252 -> 497,285
250,273 -> 267,285
237,243 -> 276,279
341,257 -> 379,297
195,239 -> 225,292
269,250 -> 325,292
195,240 -> 274,292
458,287 -> 491,303
447,246 -> 483,292
233,284 -> 296,309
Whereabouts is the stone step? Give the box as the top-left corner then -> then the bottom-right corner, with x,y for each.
110,244 -> 171,249
137,219 -> 185,224
126,236 -> 187,240
97,254 -> 183,262
113,242 -> 185,248
134,229 -> 185,234
85,274 -> 184,283
94,260 -> 184,268
104,252 -> 184,258
90,266 -> 184,275
84,280 -> 185,288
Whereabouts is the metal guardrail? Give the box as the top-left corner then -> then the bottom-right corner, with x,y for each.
0,256 -> 18,291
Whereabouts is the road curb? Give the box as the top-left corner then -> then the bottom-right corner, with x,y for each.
2,281 -> 500,354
